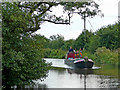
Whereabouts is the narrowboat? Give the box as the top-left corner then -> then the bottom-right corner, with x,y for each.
64,52 -> 94,68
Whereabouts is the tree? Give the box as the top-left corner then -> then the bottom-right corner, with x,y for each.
62,39 -> 75,50
16,1 -> 102,32
2,3 -> 51,88
96,23 -> 118,50
74,30 -> 93,50
49,34 -> 65,49
32,34 -> 50,48
87,35 -> 100,53
63,1 -> 103,19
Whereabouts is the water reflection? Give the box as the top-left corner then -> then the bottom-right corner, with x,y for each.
67,68 -> 94,75
34,69 -> 119,88
34,59 -> 119,88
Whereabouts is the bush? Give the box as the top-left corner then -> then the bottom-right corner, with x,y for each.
44,48 -> 67,59
82,47 -> 118,65
82,50 -> 97,61
95,47 -> 118,65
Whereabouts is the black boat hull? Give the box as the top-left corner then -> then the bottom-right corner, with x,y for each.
74,61 -> 94,68
65,59 -> 94,68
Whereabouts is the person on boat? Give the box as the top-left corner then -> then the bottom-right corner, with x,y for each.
76,51 -> 79,58
79,48 -> 82,58
74,48 -> 77,58
84,56 -> 88,62
67,46 -> 75,59
69,46 -> 74,52
74,48 -> 76,52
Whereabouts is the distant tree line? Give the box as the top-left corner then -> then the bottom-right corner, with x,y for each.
40,23 -> 119,65
41,23 -> 118,51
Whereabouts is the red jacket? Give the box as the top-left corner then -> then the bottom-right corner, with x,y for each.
67,52 -> 75,59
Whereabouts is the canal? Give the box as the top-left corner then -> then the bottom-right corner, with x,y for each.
33,58 -> 120,88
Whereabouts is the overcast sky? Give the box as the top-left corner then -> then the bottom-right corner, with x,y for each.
35,0 -> 119,40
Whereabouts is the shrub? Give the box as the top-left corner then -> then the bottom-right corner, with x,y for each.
95,47 -> 118,65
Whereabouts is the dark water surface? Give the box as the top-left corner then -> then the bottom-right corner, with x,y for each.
33,58 -> 119,88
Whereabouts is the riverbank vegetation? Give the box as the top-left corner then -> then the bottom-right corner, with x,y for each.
2,3 -> 52,89
42,23 -> 119,65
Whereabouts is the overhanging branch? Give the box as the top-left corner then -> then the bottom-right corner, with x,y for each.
37,5 -> 53,18
30,2 -> 43,13
42,19 -> 70,25
25,27 -> 41,33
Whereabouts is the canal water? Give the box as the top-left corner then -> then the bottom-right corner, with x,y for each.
33,58 -> 119,88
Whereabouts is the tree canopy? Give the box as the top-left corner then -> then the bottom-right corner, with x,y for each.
2,2 -> 51,88
16,1 -> 102,32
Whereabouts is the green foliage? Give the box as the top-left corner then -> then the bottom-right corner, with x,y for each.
49,34 -> 65,49
74,23 -> 118,53
32,34 -> 50,48
74,30 -> 93,50
82,49 -> 97,61
2,3 -> 51,88
2,2 -> 32,33
73,23 -> 119,65
81,47 -> 118,65
3,36 -> 51,86
14,1 -> 101,28
96,23 -> 118,50
44,48 -> 67,59
43,23 -> 119,66
95,47 -> 118,65
63,1 -> 102,19
73,32 -> 85,50
62,39 -> 75,50
87,35 -> 100,53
